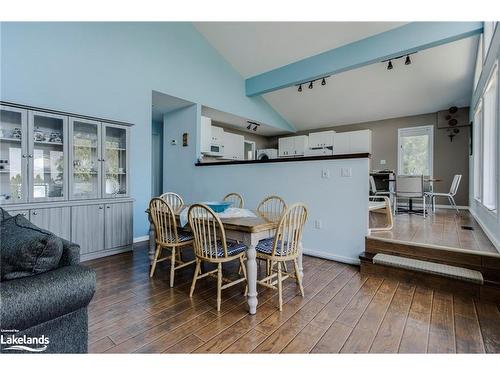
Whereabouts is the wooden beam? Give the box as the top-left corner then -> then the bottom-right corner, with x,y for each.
245,22 -> 483,96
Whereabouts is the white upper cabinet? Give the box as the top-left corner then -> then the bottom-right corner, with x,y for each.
309,130 -> 335,148
279,135 -> 309,157
333,129 -> 372,155
211,126 -> 224,144
200,116 -> 212,153
222,132 -> 244,160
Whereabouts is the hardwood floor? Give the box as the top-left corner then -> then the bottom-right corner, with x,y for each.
84,245 -> 500,354
369,209 -> 498,254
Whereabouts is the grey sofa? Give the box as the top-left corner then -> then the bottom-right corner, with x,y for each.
0,212 -> 96,354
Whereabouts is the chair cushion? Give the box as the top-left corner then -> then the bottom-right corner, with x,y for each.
256,238 -> 288,256
204,241 -> 246,257
0,213 -> 63,281
165,231 -> 193,243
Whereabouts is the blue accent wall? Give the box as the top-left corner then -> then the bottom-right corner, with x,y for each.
0,22 -> 294,237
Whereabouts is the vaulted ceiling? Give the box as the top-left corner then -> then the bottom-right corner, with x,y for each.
194,22 -> 478,132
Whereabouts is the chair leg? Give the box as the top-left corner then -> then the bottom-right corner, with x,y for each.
169,247 -> 176,288
217,263 -> 223,312
423,195 -> 426,219
450,196 -> 459,214
277,262 -> 283,311
149,244 -> 161,278
293,259 -> 305,297
239,256 -> 248,296
189,260 -> 201,297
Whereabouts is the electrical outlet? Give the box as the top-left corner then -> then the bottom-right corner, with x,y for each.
314,220 -> 322,229
321,168 -> 330,179
380,159 -> 386,165
341,167 -> 352,177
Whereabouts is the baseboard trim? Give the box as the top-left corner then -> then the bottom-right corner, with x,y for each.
468,209 -> 500,253
133,235 -> 149,243
302,248 -> 360,265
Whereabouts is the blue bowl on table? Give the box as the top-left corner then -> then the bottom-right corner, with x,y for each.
203,201 -> 232,213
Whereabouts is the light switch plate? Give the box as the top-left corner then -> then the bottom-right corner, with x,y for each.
314,220 -> 322,229
380,159 -> 386,165
321,168 -> 330,179
341,167 -> 352,177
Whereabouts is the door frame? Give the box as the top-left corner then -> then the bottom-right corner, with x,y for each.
397,125 -> 434,176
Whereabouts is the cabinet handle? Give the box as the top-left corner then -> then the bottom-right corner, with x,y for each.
22,154 -> 27,158
106,206 -> 110,209
98,206 -> 104,209
32,211 -> 37,215
28,154 -> 33,158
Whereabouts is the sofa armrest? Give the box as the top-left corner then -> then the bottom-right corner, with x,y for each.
59,239 -> 81,266
0,265 -> 96,332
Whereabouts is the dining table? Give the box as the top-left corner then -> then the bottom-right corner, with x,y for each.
145,205 -> 304,315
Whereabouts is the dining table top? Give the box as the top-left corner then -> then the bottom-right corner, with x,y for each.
146,205 -> 279,234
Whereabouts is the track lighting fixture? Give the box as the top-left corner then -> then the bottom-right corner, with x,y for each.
383,52 -> 416,71
246,124 -> 252,130
295,75 -> 330,93
253,125 -> 258,131
247,121 -> 260,132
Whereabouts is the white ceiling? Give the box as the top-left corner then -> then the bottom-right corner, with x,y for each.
194,22 -> 479,132
194,22 -> 406,77
263,36 -> 479,131
152,90 -> 194,123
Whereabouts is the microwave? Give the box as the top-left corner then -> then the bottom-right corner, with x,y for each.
204,143 -> 224,157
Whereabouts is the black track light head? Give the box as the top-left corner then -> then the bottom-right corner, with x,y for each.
298,84 -> 302,92
405,55 -> 411,65
253,125 -> 258,131
246,124 -> 252,130
308,81 -> 313,89
321,77 -> 326,86
387,60 -> 393,70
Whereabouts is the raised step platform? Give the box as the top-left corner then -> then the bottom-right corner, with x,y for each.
361,237 -> 500,303
373,253 -> 484,284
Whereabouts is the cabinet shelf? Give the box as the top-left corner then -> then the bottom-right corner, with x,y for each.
34,140 -> 63,146
0,137 -> 22,143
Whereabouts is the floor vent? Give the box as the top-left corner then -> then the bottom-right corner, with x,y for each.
461,225 -> 475,230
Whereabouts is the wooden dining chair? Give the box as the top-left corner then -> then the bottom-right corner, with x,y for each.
257,195 -> 287,223
188,204 -> 248,312
223,192 -> 244,208
256,203 -> 308,311
159,192 -> 184,211
149,198 -> 196,287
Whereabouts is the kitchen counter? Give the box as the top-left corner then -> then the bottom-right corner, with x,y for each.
195,153 -> 370,166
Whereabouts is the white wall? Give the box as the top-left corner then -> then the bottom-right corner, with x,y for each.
163,106 -> 370,264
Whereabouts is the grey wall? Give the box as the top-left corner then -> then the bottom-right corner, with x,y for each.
294,111 -> 470,206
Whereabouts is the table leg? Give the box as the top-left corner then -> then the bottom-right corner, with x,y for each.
298,241 -> 304,279
245,238 -> 258,315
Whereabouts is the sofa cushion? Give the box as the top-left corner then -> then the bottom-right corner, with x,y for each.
0,213 -> 63,281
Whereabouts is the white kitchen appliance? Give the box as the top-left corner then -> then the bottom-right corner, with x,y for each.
257,148 -> 278,160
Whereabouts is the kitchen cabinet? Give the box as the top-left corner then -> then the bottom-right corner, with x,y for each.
309,130 -> 335,148
30,206 -> 71,241
278,135 -> 309,157
71,204 -> 105,254
104,201 -> 133,249
333,130 -> 372,155
103,123 -> 129,198
200,116 -> 212,153
222,132 -> 244,160
211,126 -> 224,145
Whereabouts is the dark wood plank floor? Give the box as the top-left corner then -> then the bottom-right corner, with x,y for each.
370,209 -> 498,254
84,244 -> 500,353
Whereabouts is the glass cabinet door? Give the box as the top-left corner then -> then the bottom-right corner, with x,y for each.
0,106 -> 28,204
103,124 -> 128,197
29,111 -> 68,201
69,118 -> 101,199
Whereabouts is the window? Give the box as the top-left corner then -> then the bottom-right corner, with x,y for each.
482,65 -> 498,212
398,125 -> 434,176
473,102 -> 483,202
